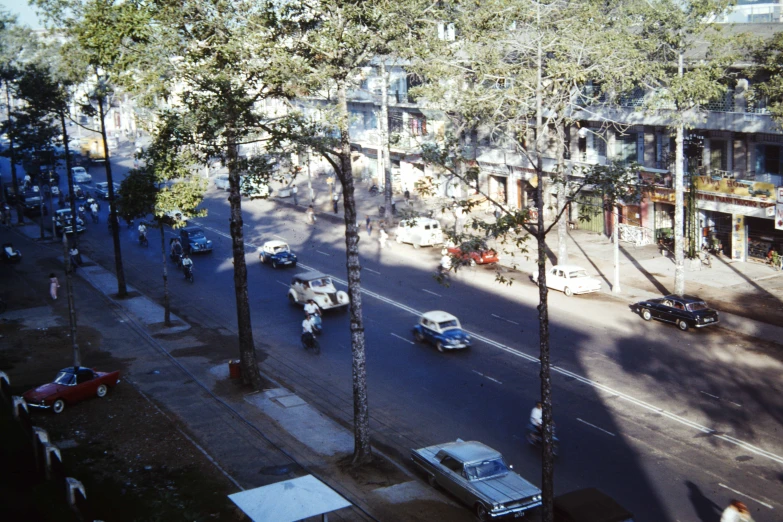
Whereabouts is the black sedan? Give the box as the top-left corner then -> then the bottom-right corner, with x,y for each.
633,294 -> 719,331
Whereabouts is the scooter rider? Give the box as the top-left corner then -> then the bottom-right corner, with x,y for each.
530,402 -> 543,437
138,222 -> 148,243
304,299 -> 322,333
181,253 -> 193,277
170,238 -> 183,266
302,314 -> 317,348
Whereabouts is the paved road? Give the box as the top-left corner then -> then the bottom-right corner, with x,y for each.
18,150 -> 783,522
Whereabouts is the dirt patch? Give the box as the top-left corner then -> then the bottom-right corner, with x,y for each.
2,323 -> 245,521
336,453 -> 409,489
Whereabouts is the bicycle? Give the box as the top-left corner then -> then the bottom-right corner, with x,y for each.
301,332 -> 320,353
138,234 -> 149,247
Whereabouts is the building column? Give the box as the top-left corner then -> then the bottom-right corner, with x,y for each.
644,130 -> 656,168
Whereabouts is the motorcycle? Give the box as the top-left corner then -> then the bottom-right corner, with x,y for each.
2,243 -> 21,263
369,184 -> 380,196
170,251 -> 183,268
311,314 -> 323,335
526,423 -> 559,456
301,331 -> 320,353
138,233 -> 149,247
182,263 -> 194,283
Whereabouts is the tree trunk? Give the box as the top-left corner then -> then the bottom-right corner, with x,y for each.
5,83 -> 22,224
556,128 -> 568,264
226,133 -> 264,390
61,233 -> 80,367
160,223 -> 171,326
534,18 -> 554,521
95,84 -> 128,297
673,53 -> 686,296
337,81 -> 372,465
380,61 -> 393,215
60,112 -> 80,250
613,208 -> 621,293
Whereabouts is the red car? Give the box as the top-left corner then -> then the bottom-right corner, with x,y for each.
23,367 -> 121,414
447,245 -> 500,266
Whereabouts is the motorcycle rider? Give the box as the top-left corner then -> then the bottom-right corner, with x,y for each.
302,313 -> 317,348
89,201 -> 99,223
170,238 -> 183,266
138,222 -> 148,244
529,402 -> 543,439
304,299 -> 322,333
438,252 -> 452,275
181,253 -> 194,278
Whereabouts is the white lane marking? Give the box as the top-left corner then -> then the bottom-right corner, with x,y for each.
472,370 -> 503,385
718,483 -> 774,510
491,313 -> 520,325
577,418 -> 616,437
391,333 -> 414,345
317,250 -> 330,256
276,281 -> 289,288
422,289 -> 442,297
273,234 -> 286,240
199,230 -> 783,467
365,268 -> 381,275
701,391 -> 743,408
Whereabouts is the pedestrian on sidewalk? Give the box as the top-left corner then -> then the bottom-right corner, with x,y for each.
292,184 -> 299,205
404,187 -> 411,205
332,192 -> 339,214
379,227 -> 388,249
306,205 -> 316,225
721,500 -> 753,522
365,215 -> 373,236
49,273 -> 60,300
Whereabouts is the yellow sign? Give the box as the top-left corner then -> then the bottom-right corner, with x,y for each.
694,176 -> 775,200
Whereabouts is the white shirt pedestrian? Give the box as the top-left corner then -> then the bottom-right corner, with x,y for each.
304,302 -> 320,316
302,316 -> 315,334
379,228 -> 388,249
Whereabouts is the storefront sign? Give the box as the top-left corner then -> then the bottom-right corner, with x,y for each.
777,203 -> 783,231
778,187 -> 783,203
732,214 -> 746,261
694,176 -> 775,200
648,187 -> 675,203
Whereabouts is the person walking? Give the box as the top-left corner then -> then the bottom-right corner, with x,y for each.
306,205 -> 316,225
379,227 -> 388,249
292,184 -> 299,206
49,273 -> 60,300
365,215 -> 373,236
721,500 -> 754,522
332,192 -> 339,214
404,187 -> 411,205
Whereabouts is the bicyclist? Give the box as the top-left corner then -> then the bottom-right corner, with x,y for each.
138,222 -> 147,243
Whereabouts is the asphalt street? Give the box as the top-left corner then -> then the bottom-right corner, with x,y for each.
7,146 -> 783,522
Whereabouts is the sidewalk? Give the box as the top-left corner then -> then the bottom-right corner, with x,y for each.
1,223 -> 472,522
272,173 -> 783,346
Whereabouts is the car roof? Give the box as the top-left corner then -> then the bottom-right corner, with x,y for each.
181,226 -> 202,232
58,366 -> 93,375
440,441 -> 501,463
400,217 -> 440,226
421,310 -> 458,323
264,240 -> 288,248
552,264 -> 588,272
554,488 -> 633,522
662,294 -> 705,303
293,271 -> 330,281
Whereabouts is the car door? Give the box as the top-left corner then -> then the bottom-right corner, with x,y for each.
75,369 -> 98,400
422,319 -> 437,343
656,299 -> 678,323
437,455 -> 469,501
548,268 -> 563,291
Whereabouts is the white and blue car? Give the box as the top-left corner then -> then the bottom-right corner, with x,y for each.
413,311 -> 471,352
259,240 -> 298,268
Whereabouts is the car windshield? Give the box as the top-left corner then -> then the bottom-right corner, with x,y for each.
54,371 -> 75,385
464,458 -> 509,480
568,270 -> 589,278
273,246 -> 289,253
438,319 -> 459,330
310,278 -> 331,288
188,230 -> 205,239
687,301 -> 709,311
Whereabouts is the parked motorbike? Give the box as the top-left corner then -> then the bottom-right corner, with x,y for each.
2,243 -> 22,263
526,423 -> 559,456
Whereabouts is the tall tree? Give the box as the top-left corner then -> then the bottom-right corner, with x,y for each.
409,1 -> 645,518
635,0 -> 739,295
280,0 -> 430,466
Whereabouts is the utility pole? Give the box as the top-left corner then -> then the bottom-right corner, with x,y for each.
379,61 -> 393,216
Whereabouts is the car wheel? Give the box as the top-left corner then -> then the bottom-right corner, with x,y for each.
469,258 -> 477,267
475,503 -> 490,522
395,235 -> 403,244
413,242 -> 421,249
96,384 -> 108,398
428,474 -> 438,488
641,308 -> 652,321
414,330 -> 425,343
530,275 -> 539,285
678,319 -> 689,331
564,286 -> 573,297
52,399 -> 65,414
272,260 -> 278,269
436,341 -> 445,353
288,293 -> 298,305
259,255 -> 266,264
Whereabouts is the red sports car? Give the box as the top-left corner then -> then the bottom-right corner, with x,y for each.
447,245 -> 500,266
23,367 -> 121,414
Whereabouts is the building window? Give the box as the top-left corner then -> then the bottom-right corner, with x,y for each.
615,133 -> 637,164
389,111 -> 404,134
755,144 -> 783,176
409,115 -> 426,136
710,140 -> 728,171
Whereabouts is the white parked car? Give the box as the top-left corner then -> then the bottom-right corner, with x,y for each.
214,174 -> 229,191
530,264 -> 602,297
71,167 -> 92,184
395,217 -> 443,249
288,271 -> 349,310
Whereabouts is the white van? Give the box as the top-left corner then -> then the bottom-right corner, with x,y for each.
395,217 -> 444,249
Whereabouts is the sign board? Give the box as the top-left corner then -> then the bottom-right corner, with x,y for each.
693,176 -> 775,200
777,203 -> 783,231
778,187 -> 783,203
732,214 -> 746,261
